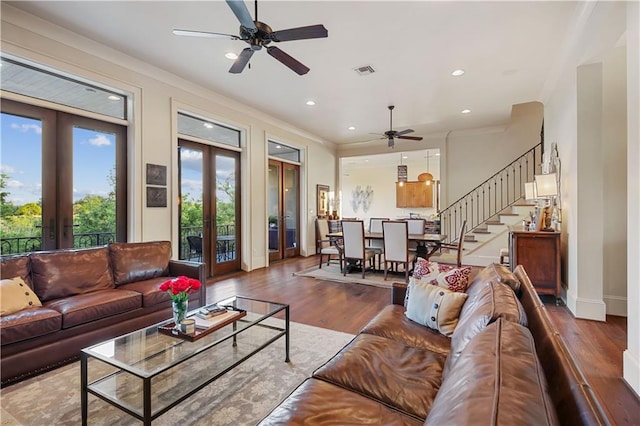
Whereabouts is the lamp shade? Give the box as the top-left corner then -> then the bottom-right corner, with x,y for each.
524,182 -> 537,200
535,173 -> 558,197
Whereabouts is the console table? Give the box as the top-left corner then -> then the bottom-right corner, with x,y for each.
509,230 -> 561,303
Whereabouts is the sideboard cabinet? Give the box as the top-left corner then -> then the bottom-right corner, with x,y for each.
509,230 -> 561,302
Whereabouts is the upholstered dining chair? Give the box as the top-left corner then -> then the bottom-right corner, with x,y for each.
366,217 -> 388,269
341,220 -> 376,278
429,220 -> 467,267
316,218 -> 343,270
406,218 -> 426,256
382,220 -> 411,282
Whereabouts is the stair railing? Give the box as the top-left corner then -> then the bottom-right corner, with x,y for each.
438,142 -> 543,244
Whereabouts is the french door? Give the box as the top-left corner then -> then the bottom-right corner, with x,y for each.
0,99 -> 126,254
178,140 -> 241,277
268,160 -> 300,262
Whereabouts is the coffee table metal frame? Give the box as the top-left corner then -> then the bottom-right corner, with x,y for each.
80,296 -> 289,425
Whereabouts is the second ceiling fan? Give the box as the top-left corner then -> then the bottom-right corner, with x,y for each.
372,105 -> 424,148
173,0 -> 328,75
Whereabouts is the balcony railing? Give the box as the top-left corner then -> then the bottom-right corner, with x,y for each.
0,232 -> 117,255
179,224 -> 236,262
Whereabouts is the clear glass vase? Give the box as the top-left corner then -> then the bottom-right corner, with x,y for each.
172,298 -> 188,329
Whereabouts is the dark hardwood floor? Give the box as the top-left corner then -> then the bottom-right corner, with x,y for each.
206,255 -> 639,425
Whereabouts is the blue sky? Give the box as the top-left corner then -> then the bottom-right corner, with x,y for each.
1,113 -> 115,205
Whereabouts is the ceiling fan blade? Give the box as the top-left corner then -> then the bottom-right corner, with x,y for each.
398,135 -> 424,141
225,0 -> 257,32
394,129 -> 415,137
267,46 -> 310,75
270,24 -> 328,42
229,48 -> 254,73
172,29 -> 240,40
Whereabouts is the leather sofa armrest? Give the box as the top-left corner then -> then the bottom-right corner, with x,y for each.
169,260 -> 206,307
391,282 -> 408,306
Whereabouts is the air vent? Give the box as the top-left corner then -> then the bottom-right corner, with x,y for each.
354,65 -> 375,76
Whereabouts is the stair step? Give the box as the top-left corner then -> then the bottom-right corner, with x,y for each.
499,213 -> 519,216
464,236 -> 477,242
473,230 -> 492,234
486,221 -> 504,225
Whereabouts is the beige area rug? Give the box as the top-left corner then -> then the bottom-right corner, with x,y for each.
0,321 -> 354,426
294,263 -> 410,288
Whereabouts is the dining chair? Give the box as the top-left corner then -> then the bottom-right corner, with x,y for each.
429,220 -> 467,267
316,218 -> 343,270
406,218 -> 426,256
186,235 -> 203,262
366,217 -> 388,269
382,220 -> 411,282
341,220 -> 376,278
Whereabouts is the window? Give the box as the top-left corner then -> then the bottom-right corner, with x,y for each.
177,113 -> 241,148
268,141 -> 300,162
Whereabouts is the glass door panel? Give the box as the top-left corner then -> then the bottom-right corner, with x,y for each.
71,126 -> 117,248
0,112 -> 46,254
283,164 -> 299,257
179,146 -> 204,263
215,154 -> 238,264
267,161 -> 282,261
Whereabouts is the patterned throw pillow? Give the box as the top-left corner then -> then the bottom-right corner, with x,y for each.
436,266 -> 472,293
413,259 -> 453,280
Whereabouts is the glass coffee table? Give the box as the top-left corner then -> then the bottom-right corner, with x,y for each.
81,296 -> 289,425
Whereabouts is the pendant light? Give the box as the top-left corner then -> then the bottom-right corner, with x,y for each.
418,151 -> 433,185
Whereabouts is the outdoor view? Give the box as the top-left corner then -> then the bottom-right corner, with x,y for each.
0,112 -> 117,254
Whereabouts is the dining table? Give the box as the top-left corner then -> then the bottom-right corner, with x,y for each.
326,231 -> 448,260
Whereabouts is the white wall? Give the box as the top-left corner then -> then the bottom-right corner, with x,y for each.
543,0 -> 638,396
341,154 -> 440,223
1,4 -> 337,271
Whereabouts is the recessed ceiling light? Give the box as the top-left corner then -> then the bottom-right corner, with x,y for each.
225,52 -> 238,60
347,126 -> 356,131
402,156 -> 408,159
203,122 -> 214,129
276,145 -> 282,149
305,100 -> 316,106
451,69 -> 465,76
435,153 -> 441,156
107,95 -> 121,101
461,109 -> 471,114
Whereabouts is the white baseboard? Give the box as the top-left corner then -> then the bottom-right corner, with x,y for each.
604,294 -> 628,316
623,350 -> 640,398
566,292 -> 607,321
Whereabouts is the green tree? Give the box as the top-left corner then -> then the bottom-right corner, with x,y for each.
74,195 -> 115,234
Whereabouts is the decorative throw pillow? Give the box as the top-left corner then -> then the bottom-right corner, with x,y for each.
0,277 -> 42,316
436,266 -> 472,293
405,279 -> 468,336
413,259 -> 454,280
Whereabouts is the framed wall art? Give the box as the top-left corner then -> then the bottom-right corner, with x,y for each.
146,163 -> 167,186
146,186 -> 167,208
316,184 -> 330,217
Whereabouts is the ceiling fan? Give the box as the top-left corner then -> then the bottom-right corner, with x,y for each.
371,106 -> 424,148
173,0 -> 328,75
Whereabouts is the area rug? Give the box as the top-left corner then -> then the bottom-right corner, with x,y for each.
0,321 -> 354,426
293,263 -> 408,289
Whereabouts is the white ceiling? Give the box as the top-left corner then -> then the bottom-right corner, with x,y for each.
7,1 -> 581,148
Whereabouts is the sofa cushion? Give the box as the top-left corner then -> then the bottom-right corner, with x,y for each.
44,289 -> 141,328
1,277 -> 42,316
405,279 -> 467,336
117,277 -> 172,307
467,263 -> 521,296
361,305 -> 451,355
425,319 -> 559,425
444,280 -> 527,376
258,378 -> 423,426
109,241 -> 171,286
30,247 -> 114,302
0,307 -> 62,345
313,334 -> 445,420
0,254 -> 32,289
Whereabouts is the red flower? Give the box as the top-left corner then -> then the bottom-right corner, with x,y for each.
159,276 -> 202,301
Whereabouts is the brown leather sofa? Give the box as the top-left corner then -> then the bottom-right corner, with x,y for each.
0,241 -> 206,386
259,264 -> 610,425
